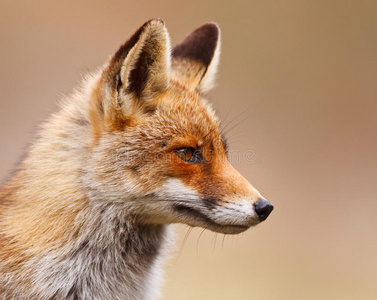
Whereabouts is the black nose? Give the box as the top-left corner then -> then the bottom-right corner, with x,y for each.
254,199 -> 274,221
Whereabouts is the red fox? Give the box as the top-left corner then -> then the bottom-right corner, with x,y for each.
0,19 -> 273,299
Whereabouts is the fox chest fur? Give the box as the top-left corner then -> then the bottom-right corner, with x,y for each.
0,19 -> 273,299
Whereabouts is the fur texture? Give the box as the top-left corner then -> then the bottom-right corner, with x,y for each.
0,19 -> 273,299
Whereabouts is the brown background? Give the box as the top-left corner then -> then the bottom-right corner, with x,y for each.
1,1 -> 376,299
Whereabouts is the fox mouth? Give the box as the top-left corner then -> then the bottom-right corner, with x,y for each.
173,204 -> 252,234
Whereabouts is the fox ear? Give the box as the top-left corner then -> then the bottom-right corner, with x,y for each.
171,23 -> 220,93
94,19 -> 170,128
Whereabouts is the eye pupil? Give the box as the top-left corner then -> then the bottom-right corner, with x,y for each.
186,148 -> 193,160
174,147 -> 202,163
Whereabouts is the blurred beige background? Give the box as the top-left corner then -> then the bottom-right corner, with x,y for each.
1,0 -> 376,299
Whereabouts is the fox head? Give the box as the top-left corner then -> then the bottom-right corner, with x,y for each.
84,19 -> 273,234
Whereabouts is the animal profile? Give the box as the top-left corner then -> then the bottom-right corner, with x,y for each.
0,19 -> 273,299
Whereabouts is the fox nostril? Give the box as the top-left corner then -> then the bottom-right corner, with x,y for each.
254,199 -> 274,221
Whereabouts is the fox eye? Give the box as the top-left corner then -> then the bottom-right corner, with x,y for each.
174,147 -> 203,164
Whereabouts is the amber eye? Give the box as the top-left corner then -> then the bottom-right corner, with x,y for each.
174,147 -> 203,164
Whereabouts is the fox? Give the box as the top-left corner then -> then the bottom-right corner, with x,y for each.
0,19 -> 273,299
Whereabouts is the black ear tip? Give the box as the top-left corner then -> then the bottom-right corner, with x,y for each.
199,22 -> 220,35
172,22 -> 220,66
190,22 -> 220,42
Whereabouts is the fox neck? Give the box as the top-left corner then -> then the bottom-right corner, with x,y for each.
36,216 -> 171,300
2,187 -> 172,299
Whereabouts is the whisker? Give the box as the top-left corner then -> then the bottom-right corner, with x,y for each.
196,228 -> 206,257
222,114 -> 253,138
226,130 -> 251,141
212,233 -> 218,254
211,233 -> 215,253
221,234 -> 226,250
220,110 -> 247,134
225,137 -> 250,147
220,109 -> 251,136
177,227 -> 193,260
219,106 -> 233,128
202,127 -> 217,145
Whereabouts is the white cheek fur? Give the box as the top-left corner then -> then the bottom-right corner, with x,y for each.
156,178 -> 201,201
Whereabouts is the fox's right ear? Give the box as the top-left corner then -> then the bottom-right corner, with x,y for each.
171,23 -> 220,93
90,19 -> 170,134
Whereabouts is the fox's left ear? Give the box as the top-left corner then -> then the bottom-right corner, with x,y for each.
171,23 -> 220,93
91,19 -> 170,133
